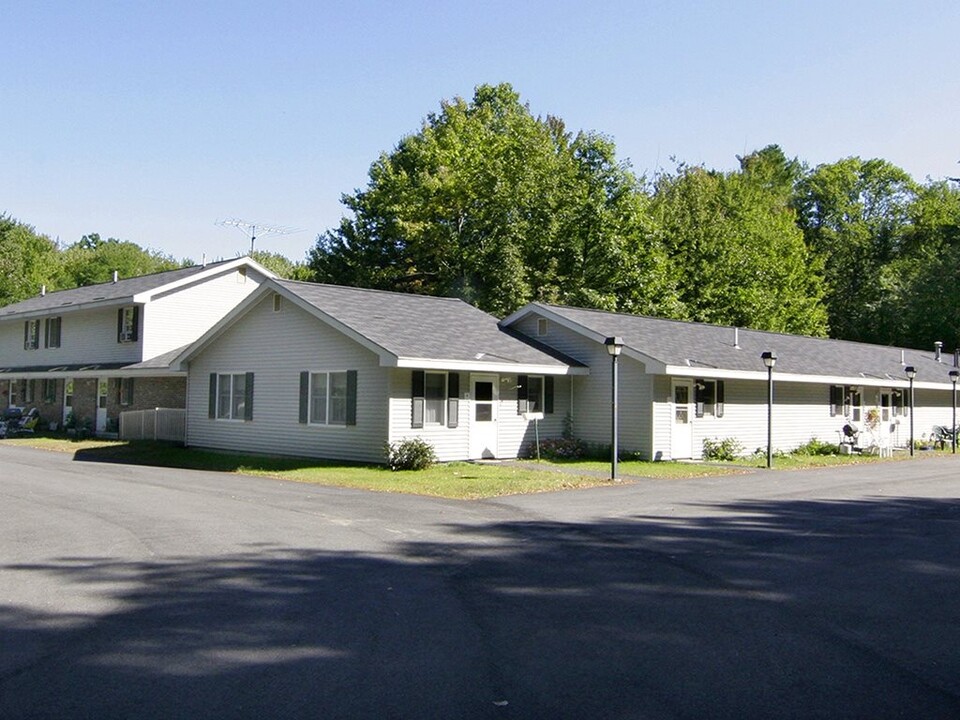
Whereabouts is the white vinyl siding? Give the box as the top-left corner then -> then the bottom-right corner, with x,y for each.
141,267 -> 267,360
186,294 -> 387,463
0,307 -> 144,368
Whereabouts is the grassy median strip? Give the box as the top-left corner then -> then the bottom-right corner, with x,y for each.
2,437 -> 738,499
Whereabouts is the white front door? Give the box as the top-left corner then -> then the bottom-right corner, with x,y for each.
470,374 -> 499,459
63,378 -> 74,427
96,377 -> 108,432
671,379 -> 694,459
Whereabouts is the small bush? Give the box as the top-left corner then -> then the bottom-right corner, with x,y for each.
537,437 -> 587,460
385,438 -> 437,471
794,438 -> 840,456
702,437 -> 744,461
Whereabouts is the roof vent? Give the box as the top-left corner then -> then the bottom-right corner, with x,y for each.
955,348 -> 960,368
935,341 -> 943,362
112,270 -> 119,283
900,349 -> 905,366
40,285 -> 46,296
733,327 -> 740,349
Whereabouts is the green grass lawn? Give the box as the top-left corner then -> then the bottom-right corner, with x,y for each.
6,435 -> 952,499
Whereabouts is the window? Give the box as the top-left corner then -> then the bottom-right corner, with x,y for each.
64,379 -> 74,408
210,373 -> 254,421
694,379 -> 725,418
44,317 -> 61,348
23,379 -> 36,403
299,370 -> 357,426
117,306 -> 139,343
119,378 -> 135,406
830,386 -> 839,416
517,374 -> 554,415
537,318 -> 548,337
411,370 -> 458,429
43,379 -> 57,404
23,320 -> 40,350
846,387 -> 862,422
424,372 -> 446,425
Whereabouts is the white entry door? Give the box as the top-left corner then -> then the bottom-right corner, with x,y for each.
96,377 -> 109,432
671,379 -> 694,459
470,374 -> 499,459
63,378 -> 74,427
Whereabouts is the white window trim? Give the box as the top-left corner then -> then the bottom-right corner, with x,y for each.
424,370 -> 448,426
526,375 -> 545,414
308,370 -> 350,427
216,372 -> 248,422
119,307 -> 137,343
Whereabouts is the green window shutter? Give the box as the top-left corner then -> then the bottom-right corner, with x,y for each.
716,381 -> 725,418
447,372 -> 460,429
208,373 -> 217,418
411,370 -> 424,428
544,376 -> 555,414
244,372 -> 254,421
517,375 -> 528,415
23,322 -> 28,350
117,309 -> 124,342
346,370 -> 357,426
299,372 -> 309,424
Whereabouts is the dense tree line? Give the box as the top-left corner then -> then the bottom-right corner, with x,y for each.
5,83 -> 959,350
309,83 -> 960,349
0,221 -> 311,307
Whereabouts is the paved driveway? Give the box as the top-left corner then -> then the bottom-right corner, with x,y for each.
2,445 -> 959,719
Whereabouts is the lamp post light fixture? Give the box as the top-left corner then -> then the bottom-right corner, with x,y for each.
950,370 -> 959,454
605,336 -> 624,482
905,366 -> 917,456
761,351 -> 777,469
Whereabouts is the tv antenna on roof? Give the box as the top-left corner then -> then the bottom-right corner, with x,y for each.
216,218 -> 303,254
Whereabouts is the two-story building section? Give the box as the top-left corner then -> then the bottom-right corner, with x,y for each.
0,256 -> 273,434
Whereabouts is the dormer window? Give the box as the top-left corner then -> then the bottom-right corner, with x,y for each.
117,306 -> 139,343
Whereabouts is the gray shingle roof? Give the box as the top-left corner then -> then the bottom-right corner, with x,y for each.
0,258 -> 241,319
276,281 -> 579,369
534,303 -> 956,384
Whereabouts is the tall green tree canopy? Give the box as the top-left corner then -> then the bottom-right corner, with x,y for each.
0,214 -> 60,306
52,233 -> 186,287
309,83 -> 661,316
650,150 -> 828,335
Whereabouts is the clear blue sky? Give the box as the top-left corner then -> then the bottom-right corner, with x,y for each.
3,1 -> 958,263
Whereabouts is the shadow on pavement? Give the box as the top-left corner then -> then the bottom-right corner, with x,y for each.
2,496 -> 959,719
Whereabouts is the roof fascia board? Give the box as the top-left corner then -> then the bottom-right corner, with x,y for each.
664,365 -> 949,389
0,369 -> 185,379
0,297 -> 133,322
394,357 -> 588,374
132,256 -> 277,303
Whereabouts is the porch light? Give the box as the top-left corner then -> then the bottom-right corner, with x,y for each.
905,366 -> 916,456
605,337 -> 623,481
605,336 -> 624,356
950,370 -> 959,455
761,351 -> 776,468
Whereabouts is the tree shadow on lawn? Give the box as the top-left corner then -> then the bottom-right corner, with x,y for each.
70,441 -> 372,474
2,497 -> 959,719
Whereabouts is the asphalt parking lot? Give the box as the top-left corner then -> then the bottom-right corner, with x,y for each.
2,445 -> 959,719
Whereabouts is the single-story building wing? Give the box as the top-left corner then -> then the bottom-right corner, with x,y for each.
174,280 -> 587,463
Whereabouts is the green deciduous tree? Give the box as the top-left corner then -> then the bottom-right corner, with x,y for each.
309,83 -> 662,316
649,151 -> 828,335
0,214 -> 60,306
793,157 -> 917,343
53,234 -> 186,287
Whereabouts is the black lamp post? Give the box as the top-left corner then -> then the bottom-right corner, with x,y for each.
950,370 -> 959,454
905,366 -> 916,456
761,351 -> 777,469
605,336 -> 624,481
